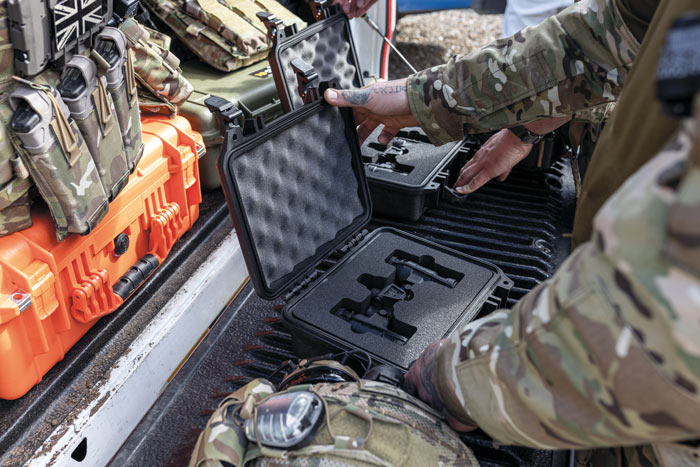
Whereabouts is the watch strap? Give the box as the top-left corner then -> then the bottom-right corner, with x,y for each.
508,125 -> 545,145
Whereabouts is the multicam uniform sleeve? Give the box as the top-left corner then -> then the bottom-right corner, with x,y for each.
406,0 -> 641,145
426,124 -> 700,449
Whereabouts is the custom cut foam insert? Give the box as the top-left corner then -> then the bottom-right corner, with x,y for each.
361,127 -> 460,187
287,228 -> 501,369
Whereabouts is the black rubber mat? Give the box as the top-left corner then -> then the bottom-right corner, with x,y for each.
374,159 -> 577,307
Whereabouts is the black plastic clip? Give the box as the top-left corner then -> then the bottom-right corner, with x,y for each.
292,58 -> 321,104
442,186 -> 469,204
243,115 -> 266,135
308,0 -> 340,21
257,11 -> 298,43
205,96 -> 244,146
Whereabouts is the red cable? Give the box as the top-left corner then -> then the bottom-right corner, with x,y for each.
381,0 -> 394,79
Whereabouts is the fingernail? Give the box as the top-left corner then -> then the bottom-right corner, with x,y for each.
326,89 -> 338,102
456,186 -> 467,194
378,135 -> 389,145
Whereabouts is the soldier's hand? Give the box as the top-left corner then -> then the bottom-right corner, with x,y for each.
333,0 -> 378,18
324,78 -> 418,145
404,340 -> 477,432
454,116 -> 574,194
453,129 -> 532,194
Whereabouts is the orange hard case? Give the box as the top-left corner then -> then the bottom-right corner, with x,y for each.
0,115 -> 203,400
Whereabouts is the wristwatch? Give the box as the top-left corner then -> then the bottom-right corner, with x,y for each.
508,125 -> 545,145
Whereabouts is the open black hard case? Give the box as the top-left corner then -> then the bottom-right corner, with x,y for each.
258,3 -> 364,112
212,89 -> 512,371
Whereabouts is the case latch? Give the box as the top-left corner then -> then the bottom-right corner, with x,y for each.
292,59 -> 341,104
205,95 -> 244,138
309,0 -> 340,21
257,11 -> 298,44
292,58 -> 321,104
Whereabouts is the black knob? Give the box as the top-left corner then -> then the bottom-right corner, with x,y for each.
114,233 -> 129,256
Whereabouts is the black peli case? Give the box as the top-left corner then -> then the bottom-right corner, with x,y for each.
210,85 -> 512,371
361,127 -> 469,221
258,2 -> 364,112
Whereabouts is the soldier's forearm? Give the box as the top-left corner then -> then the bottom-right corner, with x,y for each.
433,239 -> 700,449
407,0 -> 641,145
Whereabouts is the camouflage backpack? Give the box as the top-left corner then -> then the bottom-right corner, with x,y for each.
190,379 -> 477,466
141,0 -> 306,72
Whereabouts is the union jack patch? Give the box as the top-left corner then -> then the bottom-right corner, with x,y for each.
53,0 -> 104,51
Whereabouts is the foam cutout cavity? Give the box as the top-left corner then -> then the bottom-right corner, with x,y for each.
227,105 -> 367,291
278,19 -> 362,109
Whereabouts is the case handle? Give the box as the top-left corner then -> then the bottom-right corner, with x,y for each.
308,0 -> 340,21
256,11 -> 298,43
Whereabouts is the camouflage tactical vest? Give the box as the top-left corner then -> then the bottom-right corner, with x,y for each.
191,379 -> 477,466
0,8 -> 195,240
141,0 -> 306,72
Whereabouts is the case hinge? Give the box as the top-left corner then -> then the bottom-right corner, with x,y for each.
292,58 -> 320,104
309,0 -> 341,21
257,11 -> 299,44
337,229 -> 368,255
283,270 -> 322,303
205,97 -> 249,165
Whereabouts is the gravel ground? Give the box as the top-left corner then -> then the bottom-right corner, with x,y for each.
389,9 -> 503,79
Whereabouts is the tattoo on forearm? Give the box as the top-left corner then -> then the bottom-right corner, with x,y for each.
372,85 -> 407,94
342,89 -> 371,105
341,85 -> 407,105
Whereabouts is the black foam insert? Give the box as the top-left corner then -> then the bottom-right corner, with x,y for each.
277,17 -> 362,110
287,228 -> 501,369
224,104 -> 370,294
361,127 -> 460,188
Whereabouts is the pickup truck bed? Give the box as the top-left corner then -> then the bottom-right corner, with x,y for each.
113,160 -> 576,467
0,158 -> 575,466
